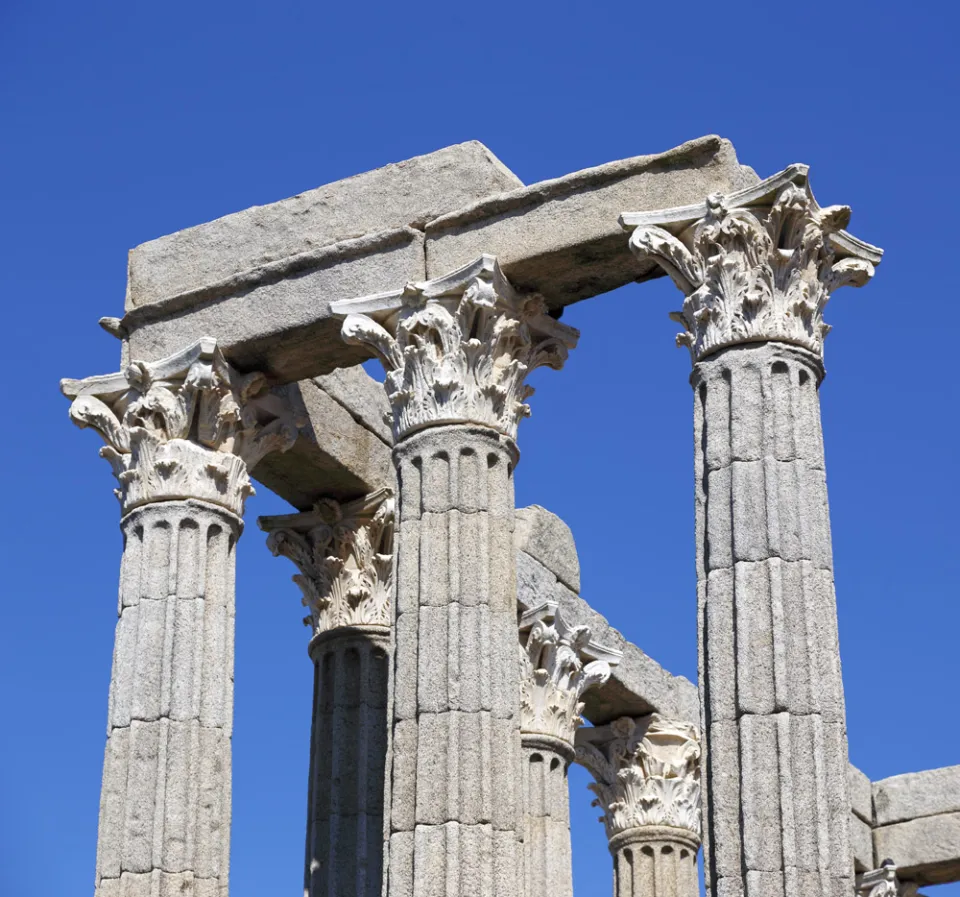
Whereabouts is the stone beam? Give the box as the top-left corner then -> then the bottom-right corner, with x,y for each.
253,372 -> 393,510
118,136 -> 755,384
872,766 -> 960,886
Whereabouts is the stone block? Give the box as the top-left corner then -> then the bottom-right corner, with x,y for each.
739,714 -> 783,872
848,763 -> 874,824
707,720 -> 744,881
731,461 -> 769,563
392,610 -> 418,721
705,465 -> 733,571
391,720 -> 418,832
872,812 -> 960,885
425,136 -> 753,308
733,561 -> 776,716
252,378 -> 394,510
873,765 -> 960,826
704,566 -> 736,723
514,504 -> 580,593
312,364 -> 392,445
127,141 -> 521,310
850,813 -> 874,872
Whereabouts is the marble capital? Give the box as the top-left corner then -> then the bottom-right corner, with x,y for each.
61,337 -> 300,516
259,489 -> 394,639
576,714 -> 702,840
331,254 -> 579,443
621,164 -> 883,363
857,862 -> 919,897
519,601 -> 621,748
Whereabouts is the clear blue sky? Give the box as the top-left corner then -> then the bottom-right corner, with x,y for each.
1,2 -> 957,895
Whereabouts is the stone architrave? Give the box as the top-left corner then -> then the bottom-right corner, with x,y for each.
621,165 -> 883,897
259,490 -> 395,897
576,715 -> 702,897
332,254 -> 579,897
518,602 -> 620,897
60,338 -> 299,897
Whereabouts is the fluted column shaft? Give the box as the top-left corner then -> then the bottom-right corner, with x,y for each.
97,499 -> 239,897
694,343 -> 850,897
521,737 -> 574,897
388,425 -> 523,897
305,626 -> 390,897
610,828 -> 700,897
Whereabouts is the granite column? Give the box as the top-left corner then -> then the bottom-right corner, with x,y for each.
518,603 -> 619,897
334,255 -> 579,897
61,338 -> 298,897
622,166 -> 883,897
260,490 -> 395,897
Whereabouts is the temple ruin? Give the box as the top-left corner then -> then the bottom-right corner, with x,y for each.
60,136 -> 960,897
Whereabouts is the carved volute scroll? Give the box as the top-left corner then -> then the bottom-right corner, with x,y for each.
61,337 -> 300,516
620,165 -> 883,364
259,489 -> 395,637
519,602 -> 621,748
857,862 -> 919,897
331,254 -> 580,443
576,714 -> 702,839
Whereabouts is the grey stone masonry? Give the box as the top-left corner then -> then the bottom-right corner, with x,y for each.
622,165 -> 882,897
259,490 -> 394,897
61,338 -> 298,897
334,254 -> 579,897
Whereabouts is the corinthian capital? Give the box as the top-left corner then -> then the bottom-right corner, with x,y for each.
60,337 -> 300,516
331,255 -> 579,443
575,714 -> 702,839
621,164 -> 883,363
259,489 -> 394,638
518,602 -> 621,748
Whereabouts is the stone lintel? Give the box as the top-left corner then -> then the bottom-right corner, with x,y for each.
873,764 -> 960,827
118,136 -> 754,384
253,375 -> 393,510
872,812 -> 960,886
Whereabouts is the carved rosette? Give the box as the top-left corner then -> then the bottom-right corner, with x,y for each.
60,337 -> 300,517
518,602 -> 621,748
259,489 -> 394,638
576,714 -> 702,840
331,255 -> 579,443
621,164 -> 883,364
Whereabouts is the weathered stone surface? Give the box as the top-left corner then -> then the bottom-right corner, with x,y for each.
851,814 -> 874,873
514,504 -> 580,593
516,550 -> 698,726
425,136 -> 754,308
873,812 -> 960,885
126,228 -> 426,381
313,365 -> 392,445
254,378 -> 393,509
127,141 -> 522,310
120,137 -> 755,385
873,765 -> 960,826
849,763 -> 874,823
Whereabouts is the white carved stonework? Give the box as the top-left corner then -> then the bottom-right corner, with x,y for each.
331,254 -> 579,442
620,164 -> 883,363
519,602 -> 621,747
576,714 -> 702,840
61,337 -> 300,516
259,489 -> 394,637
857,862 -> 919,897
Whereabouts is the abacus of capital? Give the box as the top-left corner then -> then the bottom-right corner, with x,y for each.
61,138 -> 959,897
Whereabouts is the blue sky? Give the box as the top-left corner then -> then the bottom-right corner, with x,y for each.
1,1 -> 957,895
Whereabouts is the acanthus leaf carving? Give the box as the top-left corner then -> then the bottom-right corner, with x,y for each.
332,255 -> 579,443
60,337 -> 301,516
621,164 -> 882,364
858,861 -> 916,897
259,489 -> 394,637
518,601 -> 621,747
575,714 -> 702,839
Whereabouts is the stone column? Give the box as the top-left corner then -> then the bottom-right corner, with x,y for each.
576,715 -> 702,897
518,602 -> 619,897
333,254 -> 579,897
621,165 -> 883,897
61,338 -> 298,897
259,489 -> 395,897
